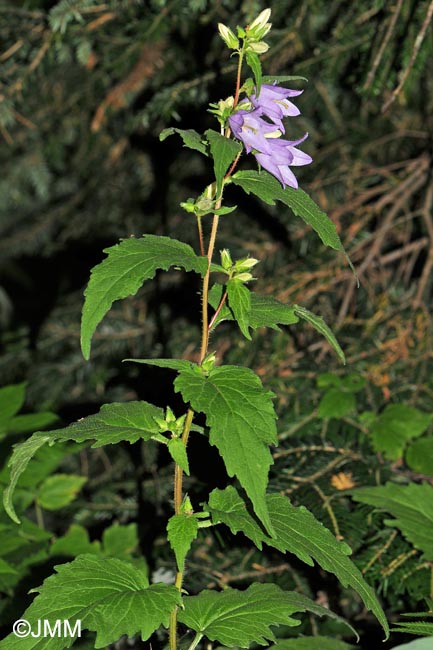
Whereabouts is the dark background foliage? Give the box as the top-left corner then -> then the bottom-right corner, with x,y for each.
0,1 -> 432,648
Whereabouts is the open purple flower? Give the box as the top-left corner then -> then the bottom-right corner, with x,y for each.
255,134 -> 312,189
250,83 -> 303,132
228,107 -> 281,155
228,79 -> 312,189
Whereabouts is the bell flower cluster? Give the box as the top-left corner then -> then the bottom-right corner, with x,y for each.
228,82 -> 312,189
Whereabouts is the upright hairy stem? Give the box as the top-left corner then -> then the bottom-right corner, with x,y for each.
169,49 -> 244,650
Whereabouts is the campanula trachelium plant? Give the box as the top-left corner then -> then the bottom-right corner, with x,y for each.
1,9 -> 388,650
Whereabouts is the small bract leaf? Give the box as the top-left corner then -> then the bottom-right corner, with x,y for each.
159,127 -> 208,155
168,438 -> 190,475
227,279 -> 251,339
205,130 -> 241,197
245,51 -> 262,95
167,514 -> 198,571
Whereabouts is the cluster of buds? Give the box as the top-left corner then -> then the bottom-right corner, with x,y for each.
181,183 -> 237,217
154,407 -> 186,438
220,249 -> 259,283
218,8 -> 271,54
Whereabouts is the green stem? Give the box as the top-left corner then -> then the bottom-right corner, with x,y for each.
233,49 -> 244,109
200,211 -> 220,362
174,407 -> 194,514
169,406 -> 194,650
197,216 -> 205,256
169,48 -> 245,650
208,289 -> 228,332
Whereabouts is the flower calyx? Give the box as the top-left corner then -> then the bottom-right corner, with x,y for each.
200,351 -> 217,375
244,8 -> 271,54
154,407 -> 186,438
180,494 -> 194,515
208,96 -> 234,126
218,23 -> 239,50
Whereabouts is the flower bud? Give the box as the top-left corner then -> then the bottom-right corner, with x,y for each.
166,406 -> 176,425
247,8 -> 272,39
234,257 -> 259,272
201,351 -> 217,372
218,23 -> 239,49
195,196 -> 214,214
247,41 -> 269,54
234,272 -> 254,283
220,248 -> 233,270
181,495 -> 193,515
180,199 -> 196,214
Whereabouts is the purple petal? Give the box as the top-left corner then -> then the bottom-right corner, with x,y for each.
279,166 -> 298,189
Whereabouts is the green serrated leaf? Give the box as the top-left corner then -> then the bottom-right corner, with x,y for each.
271,638 -> 354,650
4,401 -> 163,523
207,486 -> 388,637
167,514 -> 198,571
317,389 -> 356,418
249,294 -> 298,329
293,305 -> 345,363
261,75 -> 309,84
178,583 -> 354,647
3,434 -> 51,524
175,365 -> 277,536
124,358 -> 197,373
351,482 -> 433,561
405,436 -> 433,476
37,474 -> 87,510
168,438 -> 190,475
81,235 -> 208,359
214,204 -> 237,216
205,130 -> 241,197
231,171 -> 352,269
390,627 -> 433,642
159,127 -> 208,155
369,404 -> 433,460
209,286 -> 299,331
0,554 -> 181,649
246,51 -> 262,95
227,279 -> 251,339
0,382 -> 27,425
